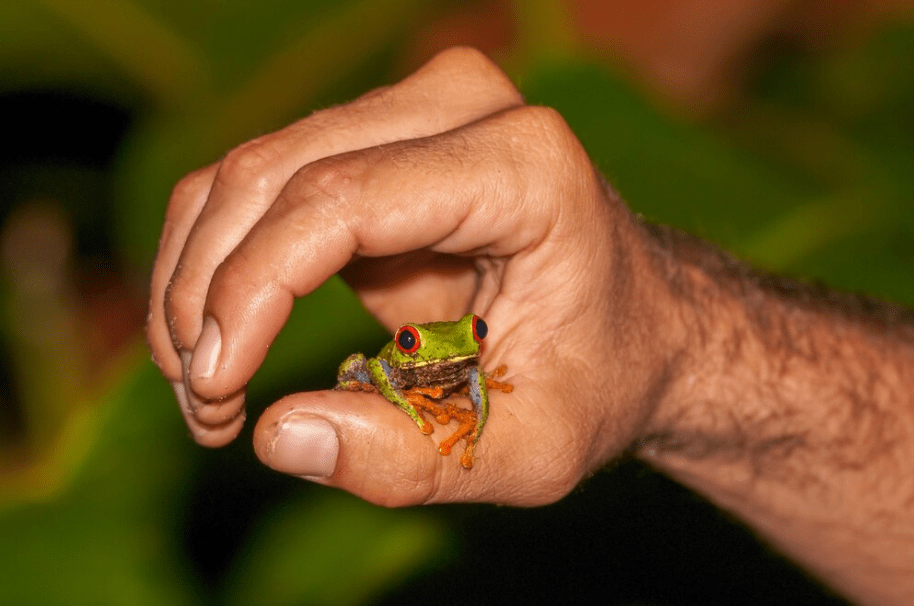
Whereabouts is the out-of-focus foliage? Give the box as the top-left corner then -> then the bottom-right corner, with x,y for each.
522,25 -> 914,306
0,1 -> 444,604
0,0 -> 911,604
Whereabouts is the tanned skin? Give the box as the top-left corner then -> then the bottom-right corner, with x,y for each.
147,48 -> 914,605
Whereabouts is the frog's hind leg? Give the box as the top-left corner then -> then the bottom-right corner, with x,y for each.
459,441 -> 477,470
454,367 -> 490,469
436,402 -> 477,459
404,387 -> 450,426
335,353 -> 377,392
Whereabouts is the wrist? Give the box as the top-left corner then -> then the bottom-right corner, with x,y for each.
632,224 -> 807,459
591,216 -> 695,456
630,224 -> 914,605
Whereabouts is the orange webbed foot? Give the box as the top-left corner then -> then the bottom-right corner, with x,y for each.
435,401 -> 478,469
485,365 -> 514,393
338,381 -> 379,394
459,442 -> 476,469
405,388 -> 451,426
402,382 -> 497,470
437,408 -> 476,455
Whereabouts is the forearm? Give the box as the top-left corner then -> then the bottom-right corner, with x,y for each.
638,224 -> 914,606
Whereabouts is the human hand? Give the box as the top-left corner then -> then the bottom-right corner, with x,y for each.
147,47 -> 682,506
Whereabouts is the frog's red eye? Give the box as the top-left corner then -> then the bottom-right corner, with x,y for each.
396,325 -> 421,354
472,315 -> 487,343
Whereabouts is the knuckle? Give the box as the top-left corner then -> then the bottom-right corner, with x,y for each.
434,46 -> 495,72
434,46 -> 499,80
521,105 -> 575,144
515,105 -> 593,181
208,254 -> 252,301
290,155 -> 365,210
217,137 -> 281,190
428,46 -> 523,103
208,248 -> 285,313
166,167 -> 211,222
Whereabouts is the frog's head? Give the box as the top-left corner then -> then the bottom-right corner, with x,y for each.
387,313 -> 487,368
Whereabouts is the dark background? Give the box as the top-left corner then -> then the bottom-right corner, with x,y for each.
3,1 -> 912,604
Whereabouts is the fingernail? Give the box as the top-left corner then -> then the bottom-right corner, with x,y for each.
267,415 -> 339,478
180,349 -> 203,413
193,390 -> 246,426
172,380 -> 191,414
173,379 -> 246,446
190,316 -> 222,380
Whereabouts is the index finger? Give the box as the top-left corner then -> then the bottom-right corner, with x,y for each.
187,105 -> 597,400
149,47 -> 524,381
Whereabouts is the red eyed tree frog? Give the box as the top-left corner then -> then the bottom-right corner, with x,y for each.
335,314 -> 513,469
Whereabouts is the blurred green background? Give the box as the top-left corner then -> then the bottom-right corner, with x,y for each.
1,0 -> 912,604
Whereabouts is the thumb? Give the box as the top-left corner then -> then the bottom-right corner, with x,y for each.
253,390 -> 482,506
254,385 -> 591,506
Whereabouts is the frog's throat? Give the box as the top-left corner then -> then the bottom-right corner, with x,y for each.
400,353 -> 478,369
390,356 -> 478,391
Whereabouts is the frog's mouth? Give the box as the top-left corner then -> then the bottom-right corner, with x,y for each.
406,354 -> 477,368
392,356 -> 478,389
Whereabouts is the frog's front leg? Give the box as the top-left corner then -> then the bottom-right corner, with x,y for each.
367,358 -> 434,435
484,365 -> 515,394
336,353 -> 378,393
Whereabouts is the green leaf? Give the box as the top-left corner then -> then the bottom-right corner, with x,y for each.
110,0 -> 432,271
0,355 -> 199,605
223,492 -> 447,606
520,59 -> 818,247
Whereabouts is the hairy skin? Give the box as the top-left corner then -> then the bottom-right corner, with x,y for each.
639,224 -> 914,605
147,47 -> 914,604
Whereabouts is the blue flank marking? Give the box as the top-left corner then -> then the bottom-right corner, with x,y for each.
468,366 -> 482,413
355,367 -> 372,384
378,359 -> 392,383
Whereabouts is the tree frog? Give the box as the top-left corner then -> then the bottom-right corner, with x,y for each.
335,314 -> 512,469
